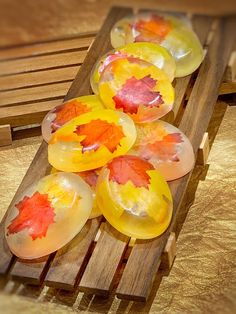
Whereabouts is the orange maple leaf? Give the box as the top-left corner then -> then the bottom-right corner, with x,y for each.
7,192 -> 55,240
108,155 -> 154,189
133,15 -> 171,43
74,119 -> 125,153
51,100 -> 90,132
139,133 -> 183,162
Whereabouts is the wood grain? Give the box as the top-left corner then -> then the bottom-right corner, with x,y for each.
0,50 -> 86,76
0,81 -> 71,107
0,34 -> 94,61
10,255 -> 53,285
116,16 -> 236,301
45,217 -> 102,290
79,223 -> 129,296
0,65 -> 79,91
0,124 -> 12,146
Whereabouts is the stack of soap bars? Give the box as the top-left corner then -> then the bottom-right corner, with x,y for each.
4,12 -> 203,259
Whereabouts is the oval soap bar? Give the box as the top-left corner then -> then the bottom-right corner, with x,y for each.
90,42 -> 176,94
42,95 -> 104,143
96,155 -> 173,239
5,172 -> 93,259
48,109 -> 137,172
110,13 -> 204,77
130,120 -> 195,181
98,57 -> 174,123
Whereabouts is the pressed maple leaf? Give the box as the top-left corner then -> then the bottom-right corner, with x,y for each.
139,132 -> 183,162
79,169 -> 99,187
113,75 -> 164,114
74,119 -> 125,153
133,15 -> 171,43
51,100 -> 90,132
7,192 -> 55,240
108,155 -> 154,189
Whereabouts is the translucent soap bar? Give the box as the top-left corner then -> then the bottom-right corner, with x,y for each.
90,42 -> 176,94
42,95 -> 104,143
48,109 -> 137,172
96,155 -> 173,239
5,172 -> 93,259
110,13 -> 204,77
130,120 -> 195,181
98,57 -> 174,123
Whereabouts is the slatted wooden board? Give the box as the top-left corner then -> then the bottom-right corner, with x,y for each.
0,6 -> 235,302
0,9 -> 235,147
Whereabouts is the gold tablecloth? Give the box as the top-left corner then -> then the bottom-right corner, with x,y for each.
0,103 -> 235,314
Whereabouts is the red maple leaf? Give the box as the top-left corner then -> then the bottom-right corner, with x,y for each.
74,119 -> 125,153
108,155 -> 154,189
79,169 -> 99,187
51,100 -> 90,132
7,192 -> 55,240
113,75 -> 164,114
139,133 -> 183,162
133,15 -> 171,43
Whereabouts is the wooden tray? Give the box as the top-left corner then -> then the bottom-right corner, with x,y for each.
0,6 -> 235,302
0,9 -> 235,147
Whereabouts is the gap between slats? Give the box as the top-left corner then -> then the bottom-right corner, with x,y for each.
0,81 -> 72,107
0,34 -> 95,62
0,65 -> 79,92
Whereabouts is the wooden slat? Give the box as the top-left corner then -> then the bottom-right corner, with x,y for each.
0,65 -> 79,91
45,217 -> 102,290
167,15 -> 213,124
0,99 -> 64,127
116,16 -> 236,301
2,6 -> 132,286
0,81 -> 71,107
219,81 -> 236,94
0,50 -> 87,76
10,255 -> 52,285
79,224 -> 129,296
0,35 -> 94,61
0,124 -> 12,146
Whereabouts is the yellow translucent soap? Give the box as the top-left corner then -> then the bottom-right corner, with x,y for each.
48,109 -> 137,172
5,172 -> 93,259
110,13 -> 204,77
96,155 -> 173,239
98,57 -> 174,123
130,120 -> 195,181
42,95 -> 104,143
51,167 -> 102,219
90,42 -> 176,94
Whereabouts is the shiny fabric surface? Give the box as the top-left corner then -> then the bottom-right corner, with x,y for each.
0,103 -> 235,313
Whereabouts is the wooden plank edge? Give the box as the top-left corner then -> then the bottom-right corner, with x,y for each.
197,132 -> 210,165
0,124 -> 12,146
